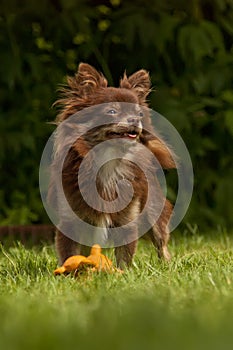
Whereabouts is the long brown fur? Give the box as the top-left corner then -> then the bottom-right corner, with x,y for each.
50,63 -> 176,268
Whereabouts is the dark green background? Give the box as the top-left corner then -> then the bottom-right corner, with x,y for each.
0,0 -> 232,230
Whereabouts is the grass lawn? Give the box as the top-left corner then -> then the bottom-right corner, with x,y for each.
0,229 -> 233,350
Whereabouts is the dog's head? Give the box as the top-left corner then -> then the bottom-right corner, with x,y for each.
55,63 -> 176,169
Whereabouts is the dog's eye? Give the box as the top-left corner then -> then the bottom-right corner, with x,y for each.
139,111 -> 144,117
107,109 -> 117,115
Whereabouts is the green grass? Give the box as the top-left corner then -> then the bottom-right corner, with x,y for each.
0,230 -> 233,350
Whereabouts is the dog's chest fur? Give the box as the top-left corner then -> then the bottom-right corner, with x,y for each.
62,146 -> 144,229
91,154 -> 141,227
97,157 -> 134,201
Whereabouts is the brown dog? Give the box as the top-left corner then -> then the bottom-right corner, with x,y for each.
50,63 -> 176,268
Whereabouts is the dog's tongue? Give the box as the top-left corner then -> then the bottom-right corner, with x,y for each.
128,133 -> 137,139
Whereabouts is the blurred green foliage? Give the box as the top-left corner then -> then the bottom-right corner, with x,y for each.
0,0 -> 232,228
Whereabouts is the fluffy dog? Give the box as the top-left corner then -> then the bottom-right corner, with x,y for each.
50,63 -> 176,268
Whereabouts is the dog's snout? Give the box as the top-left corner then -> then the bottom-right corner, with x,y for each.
127,117 -> 140,125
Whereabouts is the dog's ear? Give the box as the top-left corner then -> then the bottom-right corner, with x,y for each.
120,70 -> 151,101
68,63 -> 108,96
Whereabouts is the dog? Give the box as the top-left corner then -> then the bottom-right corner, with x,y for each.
49,63 -> 176,268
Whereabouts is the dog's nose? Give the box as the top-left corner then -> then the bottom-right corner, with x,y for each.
127,117 -> 140,125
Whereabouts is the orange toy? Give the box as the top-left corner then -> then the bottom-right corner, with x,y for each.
54,244 -> 115,275
54,255 -> 95,275
87,244 -> 113,271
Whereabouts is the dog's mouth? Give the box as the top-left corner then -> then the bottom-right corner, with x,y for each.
106,127 -> 141,140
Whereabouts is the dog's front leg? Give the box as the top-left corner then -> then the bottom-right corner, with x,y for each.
114,239 -> 138,269
114,240 -> 138,269
55,222 -> 91,264
55,229 -> 78,264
